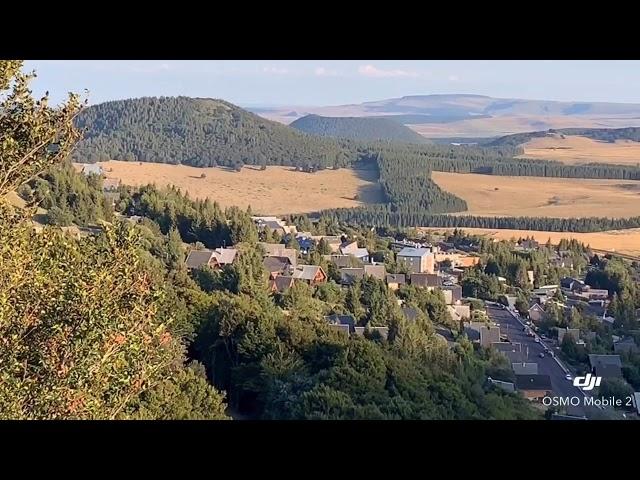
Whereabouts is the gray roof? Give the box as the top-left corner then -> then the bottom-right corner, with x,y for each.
327,255 -> 354,268
588,354 -> 622,369
386,273 -> 406,285
515,374 -> 552,391
512,363 -> 539,375
81,164 -> 103,176
340,267 -> 365,285
398,247 -> 431,258
364,264 -> 386,280
325,314 -> 356,332
263,256 -> 290,273
292,265 -> 323,281
185,250 -> 214,269
595,363 -> 623,379
212,248 -> 237,265
410,273 -> 442,288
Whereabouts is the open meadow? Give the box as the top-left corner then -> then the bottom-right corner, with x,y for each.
80,161 -> 383,215
519,135 -> 640,166
421,227 -> 640,258
431,172 -> 640,218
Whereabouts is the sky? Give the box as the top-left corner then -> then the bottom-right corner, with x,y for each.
22,60 -> 640,107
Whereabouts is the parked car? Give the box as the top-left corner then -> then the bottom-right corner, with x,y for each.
534,337 -> 540,343
565,374 -> 573,381
539,353 -> 545,358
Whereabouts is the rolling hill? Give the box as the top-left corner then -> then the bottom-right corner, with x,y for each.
249,95 -> 640,138
290,114 -> 431,143
71,97 -> 352,169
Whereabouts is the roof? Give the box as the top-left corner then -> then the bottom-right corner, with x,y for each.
325,314 -> 356,332
102,178 -> 121,190
488,378 -> 516,393
81,164 -> 103,175
263,220 -> 286,231
512,363 -> 539,375
588,354 -> 622,369
364,264 -> 386,280
354,326 -> 389,340
410,273 -> 442,288
326,255 -> 354,268
528,303 -> 545,313
270,275 -> 294,292
185,250 -> 214,269
349,247 -> 370,259
259,243 -> 298,267
292,265 -> 324,281
212,248 -> 237,265
595,363 -> 623,379
340,267 -> 365,284
386,273 -> 406,285
263,256 -> 290,273
515,374 -> 552,391
398,247 -> 431,258
339,240 -> 359,254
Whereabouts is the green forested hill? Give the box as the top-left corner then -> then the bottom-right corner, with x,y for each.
488,127 -> 640,147
72,97 -> 352,169
290,114 -> 430,144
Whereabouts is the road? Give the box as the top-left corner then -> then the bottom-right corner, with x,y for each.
486,305 -> 588,417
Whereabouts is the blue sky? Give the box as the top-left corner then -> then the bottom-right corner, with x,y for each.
22,60 -> 640,107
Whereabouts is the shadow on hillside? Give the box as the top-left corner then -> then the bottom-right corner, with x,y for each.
353,168 -> 385,205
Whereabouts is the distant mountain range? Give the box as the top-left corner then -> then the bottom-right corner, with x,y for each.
248,94 -> 640,138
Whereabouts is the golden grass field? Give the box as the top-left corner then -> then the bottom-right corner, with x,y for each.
520,135 -> 640,166
83,161 -> 383,215
431,172 -> 640,218
422,227 -> 640,258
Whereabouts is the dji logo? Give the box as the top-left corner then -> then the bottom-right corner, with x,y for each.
573,373 -> 602,391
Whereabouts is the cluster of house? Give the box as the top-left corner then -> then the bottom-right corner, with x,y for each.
182,215 -> 484,336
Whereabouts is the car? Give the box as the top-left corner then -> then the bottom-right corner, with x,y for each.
539,353 -> 545,358
522,327 -> 527,332
534,337 -> 540,343
565,374 -> 573,381
541,334 -> 547,339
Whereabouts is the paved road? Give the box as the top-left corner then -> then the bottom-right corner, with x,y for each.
487,305 -> 588,417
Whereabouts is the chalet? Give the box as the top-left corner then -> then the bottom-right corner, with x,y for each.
576,286 -> 609,301
442,285 -> 462,305
268,275 -> 295,293
263,256 -> 292,279
339,240 -> 370,262
528,303 -> 545,323
397,247 -> 435,274
259,243 -> 298,268
80,164 -> 103,176
386,273 -> 406,291
325,314 -> 356,336
614,337 -> 639,354
588,354 -> 623,379
185,248 -> 237,270
515,374 -> 552,400
354,326 -> 389,340
410,273 -> 442,289
291,265 -> 327,286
